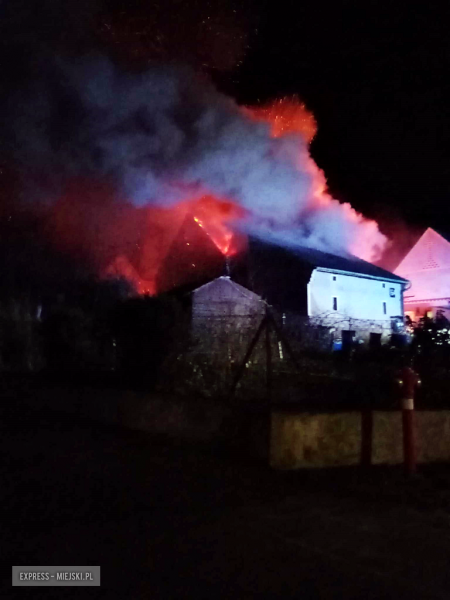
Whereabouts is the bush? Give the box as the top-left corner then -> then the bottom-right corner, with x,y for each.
111,294 -> 189,389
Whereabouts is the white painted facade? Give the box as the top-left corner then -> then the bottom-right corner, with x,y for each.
307,269 -> 404,323
189,265 -> 406,352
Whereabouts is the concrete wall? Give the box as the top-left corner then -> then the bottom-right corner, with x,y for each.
270,409 -> 450,469
24,387 -> 450,469
308,270 -> 403,322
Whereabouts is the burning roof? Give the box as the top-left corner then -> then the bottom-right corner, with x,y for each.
231,236 -> 407,314
252,238 -> 408,283
144,219 -> 406,316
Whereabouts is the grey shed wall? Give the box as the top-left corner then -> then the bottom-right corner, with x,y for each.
190,276 -> 266,357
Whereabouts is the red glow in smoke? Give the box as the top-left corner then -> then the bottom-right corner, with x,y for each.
49,101 -> 384,296
105,255 -> 156,295
101,195 -> 243,295
105,98 -> 384,294
183,101 -> 318,261
249,97 -> 385,263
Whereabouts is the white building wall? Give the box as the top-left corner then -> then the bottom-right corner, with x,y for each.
308,269 -> 404,322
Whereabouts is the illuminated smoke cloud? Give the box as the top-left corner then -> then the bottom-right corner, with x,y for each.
247,99 -> 387,261
2,55 -> 386,261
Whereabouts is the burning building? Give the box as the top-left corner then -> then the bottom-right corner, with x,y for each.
0,56 -> 397,346
237,237 -> 407,327
168,220 -> 408,350
395,228 -> 450,322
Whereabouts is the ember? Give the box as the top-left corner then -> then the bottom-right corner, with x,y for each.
248,97 -> 317,143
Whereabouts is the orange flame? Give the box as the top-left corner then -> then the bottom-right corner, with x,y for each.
192,196 -> 242,256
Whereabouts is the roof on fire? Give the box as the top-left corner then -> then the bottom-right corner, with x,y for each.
245,237 -> 408,284
168,232 -> 407,315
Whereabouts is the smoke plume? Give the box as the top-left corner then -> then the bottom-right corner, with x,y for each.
0,54 -> 386,268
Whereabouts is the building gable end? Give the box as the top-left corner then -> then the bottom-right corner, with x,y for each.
396,228 -> 450,274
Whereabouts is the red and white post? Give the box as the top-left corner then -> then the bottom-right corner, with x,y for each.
397,364 -> 421,475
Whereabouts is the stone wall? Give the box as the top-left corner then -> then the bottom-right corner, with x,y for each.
270,408 -> 450,469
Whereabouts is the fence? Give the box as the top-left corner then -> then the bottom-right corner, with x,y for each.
156,309 -> 404,403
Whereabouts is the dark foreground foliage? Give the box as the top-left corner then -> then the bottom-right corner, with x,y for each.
2,284 -> 450,409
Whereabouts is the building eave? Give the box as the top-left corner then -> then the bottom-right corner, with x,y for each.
404,297 -> 450,305
315,267 -> 408,285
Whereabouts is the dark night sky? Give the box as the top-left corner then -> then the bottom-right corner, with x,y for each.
1,0 -> 449,264
230,2 -> 450,246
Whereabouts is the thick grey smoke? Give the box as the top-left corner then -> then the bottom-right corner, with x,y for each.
3,56 -> 308,216
2,55 -> 385,260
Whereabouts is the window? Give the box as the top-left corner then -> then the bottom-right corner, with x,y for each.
383,302 -> 387,315
333,276 -> 336,281
382,283 -> 386,288
389,288 -> 395,298
333,297 -> 338,311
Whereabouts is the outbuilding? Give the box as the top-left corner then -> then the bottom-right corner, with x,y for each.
189,237 -> 408,348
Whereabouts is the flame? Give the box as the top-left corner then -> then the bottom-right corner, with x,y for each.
102,195 -> 242,294
192,195 -> 242,256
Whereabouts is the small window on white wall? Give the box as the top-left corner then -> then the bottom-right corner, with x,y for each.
333,297 -> 338,311
389,288 -> 395,297
383,302 -> 387,315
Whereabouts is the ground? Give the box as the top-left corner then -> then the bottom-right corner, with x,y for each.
3,400 -> 450,599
